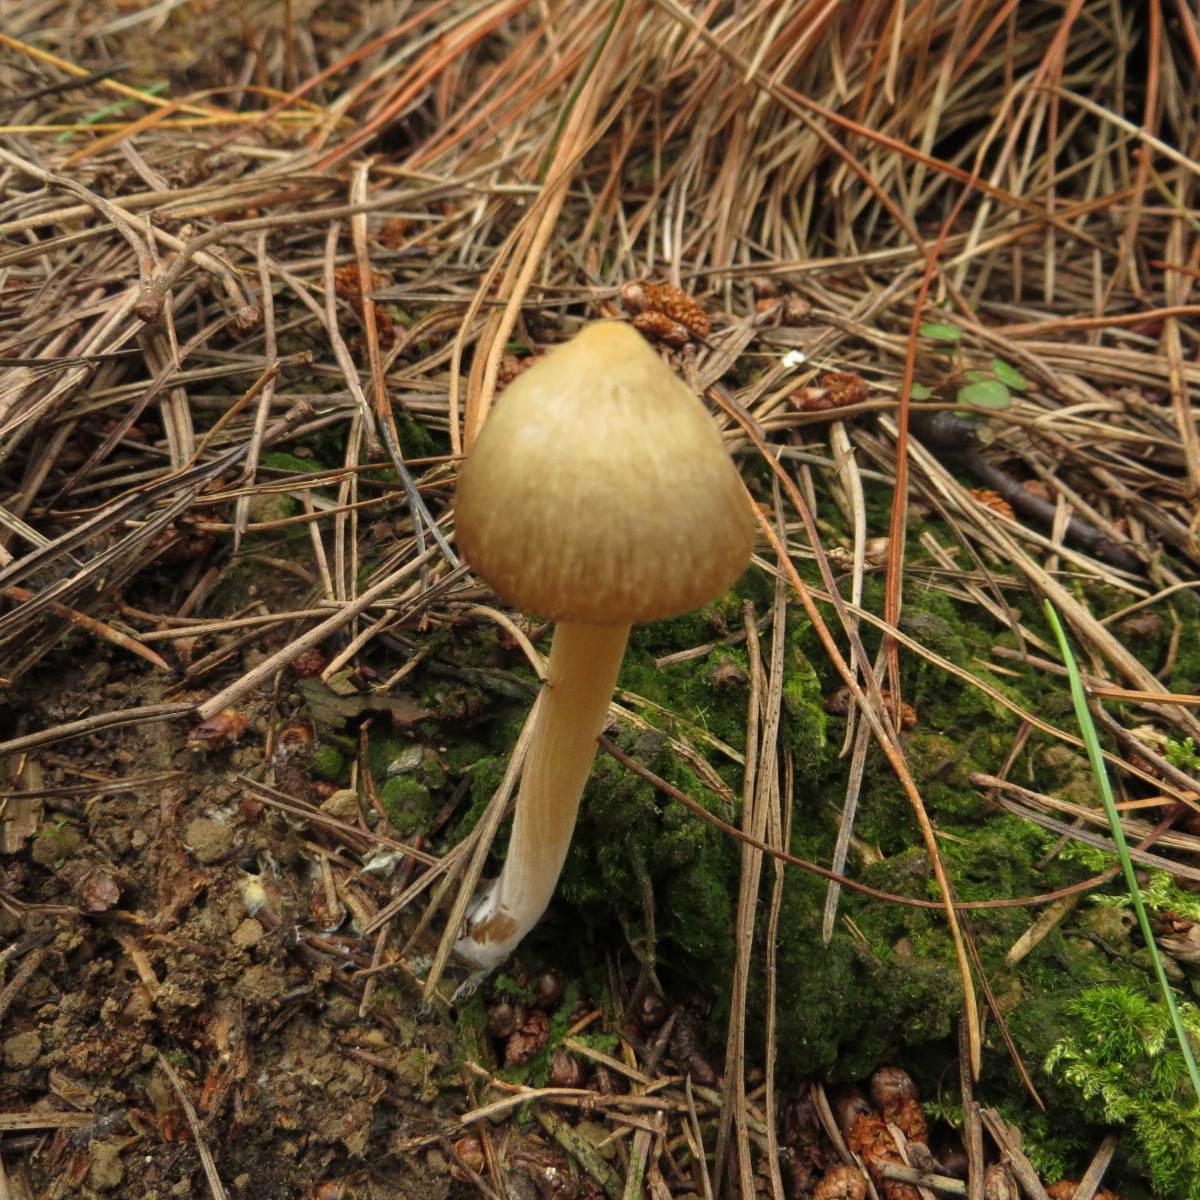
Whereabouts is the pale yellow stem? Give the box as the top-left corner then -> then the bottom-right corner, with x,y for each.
455,621 -> 630,968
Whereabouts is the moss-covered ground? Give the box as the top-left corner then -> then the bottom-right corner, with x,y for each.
234,455 -> 1200,1196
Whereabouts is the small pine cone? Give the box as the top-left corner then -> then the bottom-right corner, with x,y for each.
640,281 -> 709,337
291,647 -> 327,679
845,1109 -> 919,1200
869,1068 -> 928,1146
620,280 -> 708,338
371,303 -> 397,348
333,263 -> 361,302
498,353 -> 542,386
632,309 -> 691,348
504,1008 -> 550,1066
788,370 -> 868,412
819,371 -> 869,407
970,489 -> 1016,519
813,1164 -> 868,1200
984,1165 -> 1019,1200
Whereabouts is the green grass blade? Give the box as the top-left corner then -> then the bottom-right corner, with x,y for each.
538,0 -> 627,183
55,81 -> 169,143
1045,600 -> 1200,1101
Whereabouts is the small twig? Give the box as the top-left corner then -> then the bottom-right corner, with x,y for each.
0,703 -> 195,758
2,584 -> 168,670
194,550 -> 459,719
0,1112 -> 94,1132
1069,1134 -> 1120,1200
958,1017 -> 985,1200
0,947 -> 46,1023
155,1051 -> 229,1200
0,59 -> 132,107
980,1110 -> 1052,1200
879,1163 -> 967,1197
0,146 -> 158,315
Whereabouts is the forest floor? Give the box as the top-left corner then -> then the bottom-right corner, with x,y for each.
3,2 -> 1200,1199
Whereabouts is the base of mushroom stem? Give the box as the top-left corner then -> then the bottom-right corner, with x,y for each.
453,880 -> 535,971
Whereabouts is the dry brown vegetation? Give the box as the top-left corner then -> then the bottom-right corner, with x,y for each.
2,1 -> 1200,1198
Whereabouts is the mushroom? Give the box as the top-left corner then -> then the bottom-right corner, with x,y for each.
453,321 -> 753,968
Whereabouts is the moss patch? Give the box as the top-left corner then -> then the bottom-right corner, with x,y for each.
418,539 -> 1200,1195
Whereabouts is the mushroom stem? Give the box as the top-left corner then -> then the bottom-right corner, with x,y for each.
455,620 -> 630,969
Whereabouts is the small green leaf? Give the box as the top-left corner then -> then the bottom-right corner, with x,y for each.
908,382 -> 932,399
956,380 -> 1011,409
991,358 -> 1028,390
919,322 -> 962,342
963,369 -> 993,383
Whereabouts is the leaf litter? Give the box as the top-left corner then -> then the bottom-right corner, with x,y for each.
2,1 -> 1200,1197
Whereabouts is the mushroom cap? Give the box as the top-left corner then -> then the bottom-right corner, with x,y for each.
455,321 -> 754,625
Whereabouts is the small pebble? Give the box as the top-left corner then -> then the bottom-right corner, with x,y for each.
4,1030 -> 41,1069
88,1138 -> 124,1191
231,918 -> 264,949
320,789 -> 361,820
185,817 -> 233,864
574,1120 -> 616,1160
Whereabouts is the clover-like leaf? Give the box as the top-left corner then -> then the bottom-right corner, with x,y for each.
991,358 -> 1028,390
918,322 -> 962,342
957,380 -> 1012,409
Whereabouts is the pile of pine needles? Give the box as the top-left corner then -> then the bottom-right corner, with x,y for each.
2,0 -> 1200,1197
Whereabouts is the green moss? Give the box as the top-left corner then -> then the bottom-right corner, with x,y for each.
422,516 -> 1200,1195
1161,592 -> 1200,694
379,775 -> 435,836
450,990 -> 492,1069
453,756 -> 508,843
752,870 -> 962,1078
311,745 -> 346,782
444,739 -> 490,774
1046,985 -> 1200,1197
553,728 -> 738,975
261,451 -> 321,473
779,622 -> 829,775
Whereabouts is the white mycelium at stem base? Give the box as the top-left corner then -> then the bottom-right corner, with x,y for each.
453,622 -> 628,966
452,321 -> 753,970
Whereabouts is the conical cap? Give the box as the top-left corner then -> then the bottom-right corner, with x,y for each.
455,322 -> 753,625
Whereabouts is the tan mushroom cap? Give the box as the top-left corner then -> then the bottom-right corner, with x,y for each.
455,321 -> 754,625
